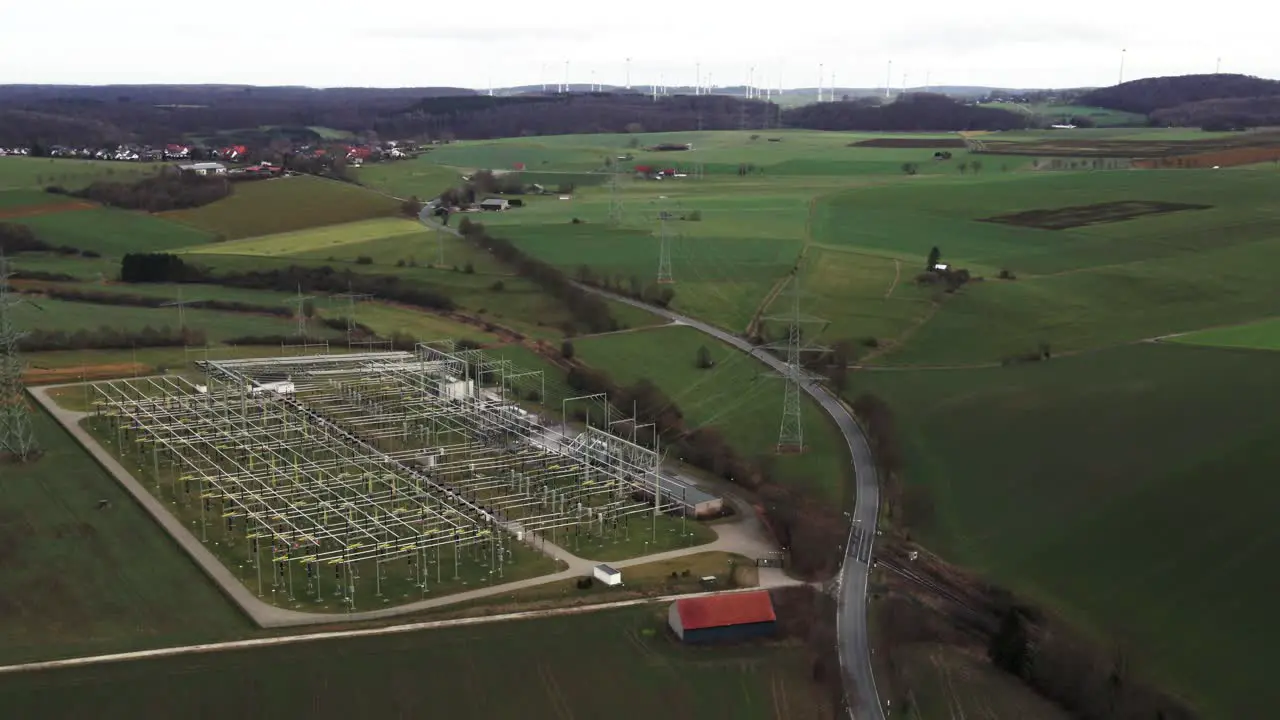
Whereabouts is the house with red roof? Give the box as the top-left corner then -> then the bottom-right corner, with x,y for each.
668,590 -> 777,644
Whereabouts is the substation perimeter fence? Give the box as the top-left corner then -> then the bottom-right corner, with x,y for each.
87,347 -> 683,607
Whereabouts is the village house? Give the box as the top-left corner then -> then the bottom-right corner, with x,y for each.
178,162 -> 228,176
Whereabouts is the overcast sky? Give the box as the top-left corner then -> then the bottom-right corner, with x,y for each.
1,0 -> 1268,90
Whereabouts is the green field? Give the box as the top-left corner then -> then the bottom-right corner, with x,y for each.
0,157 -> 156,190
429,130 -> 979,176
0,407 -> 251,664
1168,317 -> 1280,350
355,160 -> 460,200
855,342 -> 1280,718
11,296 -> 339,343
163,176 -> 401,239
186,216 -> 429,257
573,325 -> 850,504
0,606 -> 829,719
18,206 -> 220,256
0,189 -> 67,210
809,168 -> 1280,364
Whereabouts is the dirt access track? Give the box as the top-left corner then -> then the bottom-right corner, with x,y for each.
0,200 -> 94,220
980,200 -> 1211,231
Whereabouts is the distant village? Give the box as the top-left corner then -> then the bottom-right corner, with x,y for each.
0,138 -> 437,178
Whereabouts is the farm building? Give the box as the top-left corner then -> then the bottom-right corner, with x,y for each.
593,564 -> 622,586
480,198 -> 510,211
178,162 -> 227,176
668,591 -> 777,644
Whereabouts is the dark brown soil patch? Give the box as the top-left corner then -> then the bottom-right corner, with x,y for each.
851,138 -> 966,149
980,200 -> 1212,231
977,131 -> 1280,158
0,200 -> 94,220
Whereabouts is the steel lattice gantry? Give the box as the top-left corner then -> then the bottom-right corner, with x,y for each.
90,349 -> 683,598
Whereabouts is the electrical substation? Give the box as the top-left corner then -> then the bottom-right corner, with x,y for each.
87,342 -> 719,610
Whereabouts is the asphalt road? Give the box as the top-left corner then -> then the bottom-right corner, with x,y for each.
573,285 -> 885,719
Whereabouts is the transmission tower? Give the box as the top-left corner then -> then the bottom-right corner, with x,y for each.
607,161 -> 625,225
654,199 -> 675,285
761,269 -> 828,453
333,284 -> 374,345
0,254 -> 39,462
160,286 -> 203,338
285,285 -> 316,338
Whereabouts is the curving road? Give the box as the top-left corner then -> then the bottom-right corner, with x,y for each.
572,285 -> 885,719
424,205 -> 884,717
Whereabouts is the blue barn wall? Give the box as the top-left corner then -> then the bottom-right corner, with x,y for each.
682,621 -> 777,645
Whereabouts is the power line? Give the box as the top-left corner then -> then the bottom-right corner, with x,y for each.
0,253 -> 39,462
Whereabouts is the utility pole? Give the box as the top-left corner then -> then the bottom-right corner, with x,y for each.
761,266 -> 827,454
0,254 -> 39,462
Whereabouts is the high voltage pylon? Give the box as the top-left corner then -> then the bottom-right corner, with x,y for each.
333,284 -> 374,345
160,285 -> 205,338
654,198 -> 676,285
762,268 -> 828,454
607,161 -> 625,225
285,285 -> 316,338
0,254 -> 39,462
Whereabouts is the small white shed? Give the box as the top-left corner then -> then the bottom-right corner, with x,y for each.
593,564 -> 622,586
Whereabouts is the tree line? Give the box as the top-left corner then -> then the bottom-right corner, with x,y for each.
24,285 -> 292,317
51,167 -> 232,212
118,253 -> 456,313
19,325 -> 201,352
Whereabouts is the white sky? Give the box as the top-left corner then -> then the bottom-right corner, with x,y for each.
0,0 -> 1269,90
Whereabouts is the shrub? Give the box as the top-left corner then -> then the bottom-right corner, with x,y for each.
355,256 -> 373,265
490,280 -> 505,291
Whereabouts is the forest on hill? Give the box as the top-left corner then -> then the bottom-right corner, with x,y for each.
1080,74 -> 1280,128
0,85 -> 1030,146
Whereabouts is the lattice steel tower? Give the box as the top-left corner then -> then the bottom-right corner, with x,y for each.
656,205 -> 674,285
607,162 -> 625,225
0,254 -> 38,462
762,269 -> 827,453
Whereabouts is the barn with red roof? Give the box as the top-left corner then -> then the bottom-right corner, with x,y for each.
668,590 -> 777,644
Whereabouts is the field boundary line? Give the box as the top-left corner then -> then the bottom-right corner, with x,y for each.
0,587 -> 770,675
885,260 -> 901,299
